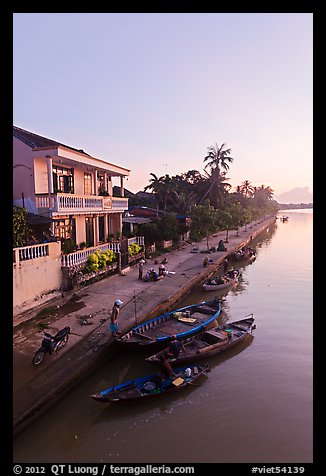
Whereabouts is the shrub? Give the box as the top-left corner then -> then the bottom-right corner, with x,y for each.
128,243 -> 142,257
83,249 -> 116,273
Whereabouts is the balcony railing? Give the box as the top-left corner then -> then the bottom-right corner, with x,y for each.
61,241 -> 121,268
36,193 -> 128,213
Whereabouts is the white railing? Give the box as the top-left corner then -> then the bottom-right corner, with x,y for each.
127,236 -> 145,246
13,243 -> 49,265
35,193 -> 128,213
61,241 -> 121,268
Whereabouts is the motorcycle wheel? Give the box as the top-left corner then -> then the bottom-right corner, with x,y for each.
55,334 -> 69,351
32,350 -> 45,366
61,334 -> 69,347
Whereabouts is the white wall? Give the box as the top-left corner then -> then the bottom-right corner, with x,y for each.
13,242 -> 62,312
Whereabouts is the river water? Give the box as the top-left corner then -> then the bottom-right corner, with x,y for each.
13,209 -> 313,464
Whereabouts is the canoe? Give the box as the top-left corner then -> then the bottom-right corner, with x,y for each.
145,314 -> 255,367
203,269 -> 240,292
115,299 -> 221,352
90,363 -> 209,403
232,248 -> 256,262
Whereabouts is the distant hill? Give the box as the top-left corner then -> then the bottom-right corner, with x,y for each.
275,187 -> 313,204
113,186 -> 155,206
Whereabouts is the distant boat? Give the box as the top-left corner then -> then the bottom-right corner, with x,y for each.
90,363 -> 209,403
202,269 -> 240,292
231,247 -> 256,262
280,216 -> 289,222
115,300 -> 221,352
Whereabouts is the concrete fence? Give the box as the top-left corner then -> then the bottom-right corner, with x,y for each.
13,241 -> 62,310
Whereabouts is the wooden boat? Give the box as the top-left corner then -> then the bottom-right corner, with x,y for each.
115,300 -> 221,352
90,363 -> 209,403
232,247 -> 256,262
145,314 -> 255,367
280,216 -> 289,222
202,269 -> 240,292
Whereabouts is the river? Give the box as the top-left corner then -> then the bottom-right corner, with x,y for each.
13,209 -> 313,464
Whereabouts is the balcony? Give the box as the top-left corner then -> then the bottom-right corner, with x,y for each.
36,193 -> 128,214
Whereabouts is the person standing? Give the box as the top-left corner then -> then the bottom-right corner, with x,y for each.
110,299 -> 123,337
223,258 -> 229,273
138,259 -> 145,280
159,354 -> 173,383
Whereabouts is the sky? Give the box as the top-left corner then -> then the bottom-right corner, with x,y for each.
13,13 -> 313,199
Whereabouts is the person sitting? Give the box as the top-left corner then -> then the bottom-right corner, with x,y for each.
165,335 -> 185,359
217,239 -> 227,251
143,270 -> 151,282
150,269 -> 161,281
158,264 -> 166,276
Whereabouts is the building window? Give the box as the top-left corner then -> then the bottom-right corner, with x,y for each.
84,173 -> 92,195
53,165 -> 74,193
53,219 -> 72,240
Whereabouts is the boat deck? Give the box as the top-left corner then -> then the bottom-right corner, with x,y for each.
127,310 -> 217,342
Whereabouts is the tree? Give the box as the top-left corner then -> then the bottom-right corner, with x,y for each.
225,200 -> 246,236
144,173 -> 165,213
199,170 -> 231,208
168,190 -> 197,215
13,206 -> 31,247
240,180 -> 255,198
155,214 -> 179,241
190,200 -> 219,249
254,185 -> 274,206
203,142 -> 234,173
200,142 -> 234,208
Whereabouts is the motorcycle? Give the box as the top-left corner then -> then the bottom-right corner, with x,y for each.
32,326 -> 71,366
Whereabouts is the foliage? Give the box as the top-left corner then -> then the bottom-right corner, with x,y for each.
128,242 -> 142,256
13,206 -> 30,247
98,186 -> 109,196
137,222 -> 160,245
61,239 -> 76,254
83,249 -> 116,273
190,200 -> 220,249
155,214 -> 179,241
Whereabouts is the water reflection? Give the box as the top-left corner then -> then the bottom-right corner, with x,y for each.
13,210 -> 313,464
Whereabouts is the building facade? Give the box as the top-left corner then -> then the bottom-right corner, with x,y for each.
13,126 -> 130,248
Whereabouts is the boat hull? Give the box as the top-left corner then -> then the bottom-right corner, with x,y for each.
203,278 -> 238,292
146,316 -> 255,366
115,300 -> 221,353
90,364 -> 209,403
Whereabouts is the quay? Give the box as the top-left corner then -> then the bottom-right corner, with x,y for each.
13,215 -> 276,437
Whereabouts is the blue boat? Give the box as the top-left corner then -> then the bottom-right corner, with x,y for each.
90,363 -> 209,403
115,299 -> 221,352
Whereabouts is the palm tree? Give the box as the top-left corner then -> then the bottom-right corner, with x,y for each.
199,170 -> 232,208
203,142 -> 234,174
169,190 -> 197,215
240,180 -> 255,198
144,173 -> 164,214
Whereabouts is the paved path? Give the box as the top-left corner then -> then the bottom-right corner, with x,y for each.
13,216 -> 275,436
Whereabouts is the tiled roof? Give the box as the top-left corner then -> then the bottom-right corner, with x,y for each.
13,125 -> 91,156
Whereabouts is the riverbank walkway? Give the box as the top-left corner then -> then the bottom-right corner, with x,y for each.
13,215 -> 276,436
